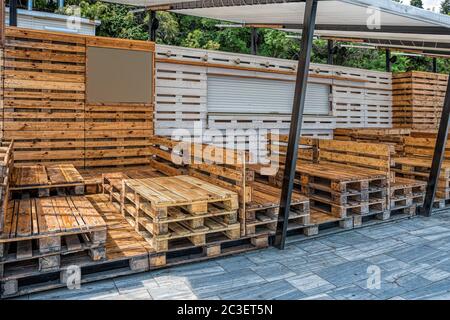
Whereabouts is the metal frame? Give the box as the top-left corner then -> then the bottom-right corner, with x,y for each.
9,0 -> 17,27
251,27 -> 258,55
327,39 -> 334,65
433,57 -> 438,73
274,0 -> 318,249
422,75 -> 450,216
0,0 -> 4,46
386,49 -> 392,72
148,10 -> 158,42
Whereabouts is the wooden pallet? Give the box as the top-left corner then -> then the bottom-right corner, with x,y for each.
392,71 -> 449,130
3,28 -> 86,167
333,128 -> 410,154
1,194 -> 149,298
121,176 -> 240,252
389,177 -> 426,211
244,182 -> 311,236
393,157 -> 450,198
297,163 -> 388,218
10,164 -> 84,197
0,140 -> 14,234
2,27 -> 155,169
318,139 -> 395,182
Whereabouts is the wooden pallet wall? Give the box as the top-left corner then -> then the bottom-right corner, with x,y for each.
2,28 -> 86,166
155,45 -> 393,142
1,27 -> 155,168
392,71 -> 449,130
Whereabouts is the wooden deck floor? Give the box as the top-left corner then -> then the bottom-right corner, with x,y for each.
16,209 -> 450,300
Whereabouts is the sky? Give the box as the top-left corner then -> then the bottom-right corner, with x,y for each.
402,0 -> 443,12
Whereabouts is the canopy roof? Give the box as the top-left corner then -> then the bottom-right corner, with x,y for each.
104,0 -> 450,56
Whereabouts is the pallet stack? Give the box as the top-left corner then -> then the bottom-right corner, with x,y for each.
393,136 -> 450,210
1,27 -> 155,169
333,128 -> 411,154
392,71 -> 449,130
0,196 -> 107,297
0,140 -> 13,234
119,176 -> 248,267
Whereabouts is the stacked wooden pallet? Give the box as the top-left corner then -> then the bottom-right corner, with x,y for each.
0,140 -> 13,234
392,71 -> 449,130
393,136 -> 450,210
2,27 -> 155,169
120,176 -> 243,265
2,28 -> 87,167
297,163 -> 388,228
0,196 -> 107,297
245,182 -> 312,236
333,128 -> 411,154
10,164 -> 85,197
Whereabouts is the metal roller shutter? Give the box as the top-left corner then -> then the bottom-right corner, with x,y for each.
207,75 -> 330,115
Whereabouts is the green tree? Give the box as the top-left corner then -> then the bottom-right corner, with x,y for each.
442,0 -> 450,14
410,0 -> 424,8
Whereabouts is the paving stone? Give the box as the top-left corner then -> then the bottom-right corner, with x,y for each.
401,278 -> 450,300
28,280 -> 118,300
327,285 -> 380,300
219,280 -> 302,300
286,272 -> 336,296
188,268 -> 266,298
387,245 -> 444,264
295,240 -> 334,254
215,255 -> 257,272
251,262 -> 296,282
316,260 -> 372,287
147,282 -> 198,300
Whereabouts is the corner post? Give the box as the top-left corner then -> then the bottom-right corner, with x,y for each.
386,49 -> 392,72
148,10 -> 158,42
9,0 -> 17,27
327,39 -> 334,65
274,0 -> 318,249
422,76 -> 450,216
251,27 -> 258,55
0,0 -> 4,45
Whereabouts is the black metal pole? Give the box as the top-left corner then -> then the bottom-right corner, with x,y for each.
1,0 -> 5,45
386,49 -> 392,72
433,57 -> 438,73
251,27 -> 258,55
327,39 -> 334,65
274,0 -> 318,250
9,0 -> 17,27
421,76 -> 450,216
148,10 -> 157,42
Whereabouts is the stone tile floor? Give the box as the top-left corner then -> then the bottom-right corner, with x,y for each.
20,211 -> 450,300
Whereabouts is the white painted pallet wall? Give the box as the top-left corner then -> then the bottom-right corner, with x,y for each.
155,45 -> 393,141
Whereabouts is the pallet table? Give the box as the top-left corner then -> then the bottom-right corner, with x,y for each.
121,175 -> 240,253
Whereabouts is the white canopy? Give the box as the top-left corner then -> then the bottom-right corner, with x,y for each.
103,0 -> 450,56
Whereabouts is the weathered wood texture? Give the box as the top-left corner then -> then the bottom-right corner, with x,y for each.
0,140 -> 13,234
2,27 -> 155,168
392,71 -> 449,130
0,0 -> 4,46
333,128 -> 411,155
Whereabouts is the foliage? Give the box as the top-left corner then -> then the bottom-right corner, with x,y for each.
39,0 -> 449,74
